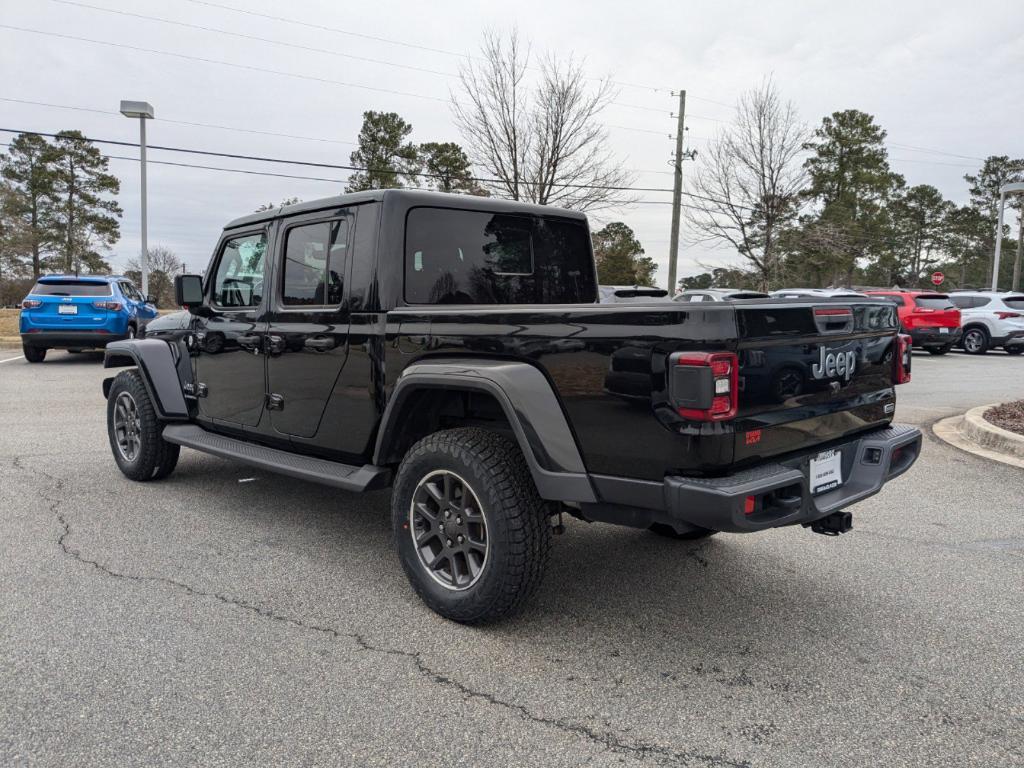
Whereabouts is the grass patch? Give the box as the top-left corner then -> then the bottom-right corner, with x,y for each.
0,308 -> 19,337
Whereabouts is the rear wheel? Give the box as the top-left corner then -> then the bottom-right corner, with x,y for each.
649,523 -> 718,540
392,428 -> 551,624
126,324 -> 137,339
962,327 -> 989,355
106,370 -> 180,481
22,344 -> 46,363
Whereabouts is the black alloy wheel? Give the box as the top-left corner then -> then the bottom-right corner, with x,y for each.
409,469 -> 489,591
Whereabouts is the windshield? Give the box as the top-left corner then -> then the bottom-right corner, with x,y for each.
30,280 -> 112,297
914,295 -> 953,309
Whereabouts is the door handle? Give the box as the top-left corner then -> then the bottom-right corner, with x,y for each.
265,334 -> 286,355
304,336 -> 335,351
238,333 -> 261,350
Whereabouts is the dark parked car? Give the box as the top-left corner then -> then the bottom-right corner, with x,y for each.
101,190 -> 921,623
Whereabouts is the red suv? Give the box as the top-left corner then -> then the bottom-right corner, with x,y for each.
865,291 -> 962,355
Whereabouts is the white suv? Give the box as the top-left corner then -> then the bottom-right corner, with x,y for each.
948,291 -> 1024,355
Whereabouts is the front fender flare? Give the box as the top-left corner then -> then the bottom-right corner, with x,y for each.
102,339 -> 189,420
374,359 -> 597,503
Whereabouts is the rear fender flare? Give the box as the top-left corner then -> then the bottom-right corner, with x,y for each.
374,359 -> 597,503
102,339 -> 189,420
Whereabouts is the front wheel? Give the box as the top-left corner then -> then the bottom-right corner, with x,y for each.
392,428 -> 552,624
962,328 -> 989,355
106,370 -> 180,481
1006,347 -> 1023,356
23,344 -> 46,363
927,346 -> 952,355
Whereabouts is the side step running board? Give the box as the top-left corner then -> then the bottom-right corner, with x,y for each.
162,424 -> 391,492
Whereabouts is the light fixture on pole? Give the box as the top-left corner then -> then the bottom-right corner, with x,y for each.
991,181 -> 1024,291
119,100 -> 154,296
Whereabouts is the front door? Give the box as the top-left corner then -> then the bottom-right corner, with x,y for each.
193,229 -> 270,428
264,209 -> 354,440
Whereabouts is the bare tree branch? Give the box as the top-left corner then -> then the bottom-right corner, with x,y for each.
452,29 -> 636,212
684,78 -> 808,290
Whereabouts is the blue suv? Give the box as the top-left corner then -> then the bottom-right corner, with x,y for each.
20,275 -> 158,362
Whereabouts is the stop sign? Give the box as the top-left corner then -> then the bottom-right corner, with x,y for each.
931,271 -> 944,286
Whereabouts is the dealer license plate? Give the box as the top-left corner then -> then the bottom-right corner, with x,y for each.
810,449 -> 843,494
58,304 -> 78,315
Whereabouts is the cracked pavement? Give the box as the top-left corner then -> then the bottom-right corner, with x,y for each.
1,350 -> 1023,766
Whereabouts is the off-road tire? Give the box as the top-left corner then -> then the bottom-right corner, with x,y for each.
649,523 -> 718,540
106,369 -> 180,481
23,344 -> 46,363
392,428 -> 552,624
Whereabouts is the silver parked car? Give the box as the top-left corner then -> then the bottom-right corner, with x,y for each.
598,285 -> 671,303
674,288 -> 769,302
948,291 -> 1024,355
770,288 -> 867,299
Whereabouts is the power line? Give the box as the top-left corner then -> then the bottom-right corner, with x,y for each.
57,0 -> 721,122
0,126 -> 680,194
0,24 -> 672,137
0,97 -> 358,146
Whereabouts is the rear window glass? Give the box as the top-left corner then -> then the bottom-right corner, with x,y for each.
31,280 -> 111,296
950,295 -> 990,308
404,207 -> 596,305
914,295 -> 953,309
1003,297 -> 1024,310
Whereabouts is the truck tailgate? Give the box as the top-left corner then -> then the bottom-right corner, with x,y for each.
731,300 -> 900,467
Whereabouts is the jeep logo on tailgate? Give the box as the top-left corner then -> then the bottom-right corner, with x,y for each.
811,347 -> 857,381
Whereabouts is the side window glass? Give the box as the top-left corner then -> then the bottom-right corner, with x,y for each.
124,282 -> 141,301
281,217 -> 349,306
212,232 -> 267,308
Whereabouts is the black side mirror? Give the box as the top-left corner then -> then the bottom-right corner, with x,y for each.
174,274 -> 205,314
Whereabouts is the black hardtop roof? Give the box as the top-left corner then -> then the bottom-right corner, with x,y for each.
224,189 -> 588,230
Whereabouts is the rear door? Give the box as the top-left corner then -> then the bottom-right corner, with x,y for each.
733,300 -> 900,463
263,206 -> 355,440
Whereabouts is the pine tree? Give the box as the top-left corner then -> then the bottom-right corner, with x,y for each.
0,133 -> 59,278
50,130 -> 122,274
592,222 -> 655,286
345,112 -> 420,192
800,110 -> 903,284
419,142 -> 485,195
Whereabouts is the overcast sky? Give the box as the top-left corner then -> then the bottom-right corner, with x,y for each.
2,0 -> 1022,285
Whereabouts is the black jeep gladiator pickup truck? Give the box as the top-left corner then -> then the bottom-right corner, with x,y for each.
102,190 -> 921,623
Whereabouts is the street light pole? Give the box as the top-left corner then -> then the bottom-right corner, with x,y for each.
991,182 -> 1024,291
119,101 -> 154,296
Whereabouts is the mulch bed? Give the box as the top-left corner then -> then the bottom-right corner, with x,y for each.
985,401 -> 1024,437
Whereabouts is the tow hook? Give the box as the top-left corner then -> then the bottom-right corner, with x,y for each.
809,511 -> 853,536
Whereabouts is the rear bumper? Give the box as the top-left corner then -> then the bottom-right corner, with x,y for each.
993,331 -> 1024,348
20,331 -> 126,348
909,327 -> 961,348
583,424 -> 922,534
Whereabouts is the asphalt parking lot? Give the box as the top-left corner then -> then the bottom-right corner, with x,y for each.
1,348 -> 1022,767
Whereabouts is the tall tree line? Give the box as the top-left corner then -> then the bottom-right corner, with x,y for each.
683,81 -> 1024,292
0,130 -> 122,281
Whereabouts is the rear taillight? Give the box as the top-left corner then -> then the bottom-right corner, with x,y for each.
21,299 -> 41,309
894,333 -> 912,385
996,312 -> 1023,320
669,351 -> 739,421
93,300 -> 123,311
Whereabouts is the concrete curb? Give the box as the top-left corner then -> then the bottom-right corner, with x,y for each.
933,405 -> 1024,470
962,405 -> 1024,460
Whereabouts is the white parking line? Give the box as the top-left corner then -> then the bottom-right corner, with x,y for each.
0,355 -> 25,364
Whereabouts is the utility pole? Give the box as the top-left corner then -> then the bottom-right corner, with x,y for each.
667,89 -> 686,296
